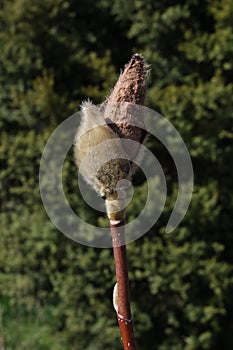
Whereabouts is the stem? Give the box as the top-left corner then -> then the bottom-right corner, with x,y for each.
110,219 -> 136,350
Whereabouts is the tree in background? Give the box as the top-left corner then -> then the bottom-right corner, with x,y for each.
0,0 -> 233,349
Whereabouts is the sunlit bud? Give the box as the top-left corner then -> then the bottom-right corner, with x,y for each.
74,54 -> 149,219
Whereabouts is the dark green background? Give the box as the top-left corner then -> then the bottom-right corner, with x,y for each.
0,0 -> 233,349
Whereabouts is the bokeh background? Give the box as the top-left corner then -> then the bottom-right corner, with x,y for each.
0,0 -> 233,349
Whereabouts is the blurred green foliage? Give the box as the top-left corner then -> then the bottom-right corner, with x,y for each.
0,0 -> 233,349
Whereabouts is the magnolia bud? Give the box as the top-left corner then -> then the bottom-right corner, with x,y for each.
74,54 -> 149,220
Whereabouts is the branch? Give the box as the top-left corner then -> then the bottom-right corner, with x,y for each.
110,219 -> 136,350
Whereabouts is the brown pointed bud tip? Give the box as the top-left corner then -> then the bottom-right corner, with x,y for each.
101,54 -> 149,160
105,53 -> 148,105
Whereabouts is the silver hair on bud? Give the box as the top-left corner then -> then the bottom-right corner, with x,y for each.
74,101 -> 131,199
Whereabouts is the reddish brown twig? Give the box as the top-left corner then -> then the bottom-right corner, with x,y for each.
110,219 -> 136,350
